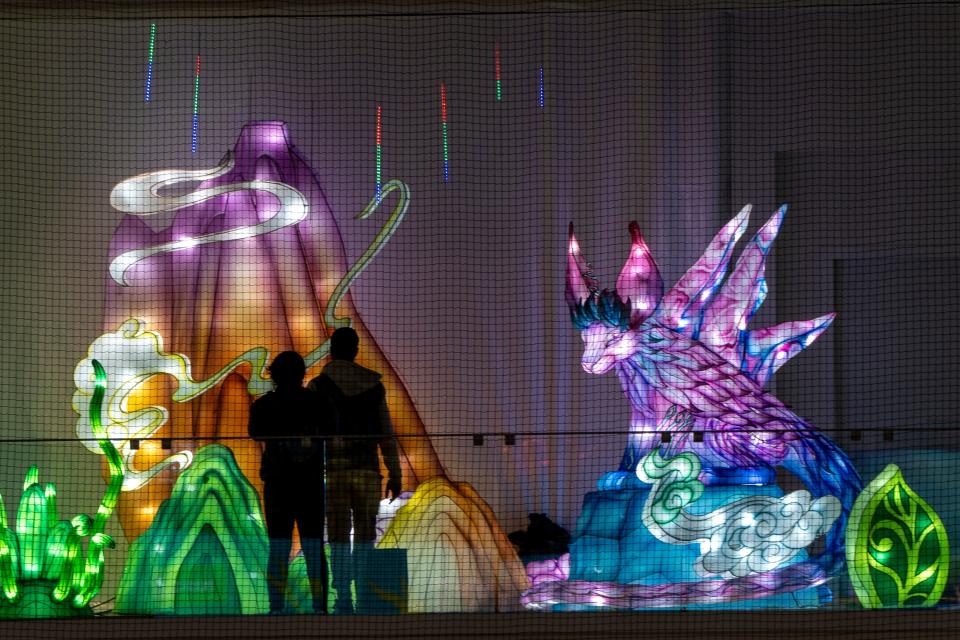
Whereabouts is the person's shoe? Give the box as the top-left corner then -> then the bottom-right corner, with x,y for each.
329,543 -> 354,615
353,542 -> 378,614
333,598 -> 354,615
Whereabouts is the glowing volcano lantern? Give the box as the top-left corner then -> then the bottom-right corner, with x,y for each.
84,122 -> 445,541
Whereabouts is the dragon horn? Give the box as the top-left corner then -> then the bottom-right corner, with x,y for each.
566,223 -> 600,308
615,222 -> 663,326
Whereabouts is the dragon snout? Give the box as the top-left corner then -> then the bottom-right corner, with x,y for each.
579,325 -> 623,375
582,355 -> 616,375
581,343 -> 617,374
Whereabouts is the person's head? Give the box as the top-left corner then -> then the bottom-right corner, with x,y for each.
329,327 -> 359,361
269,350 -> 306,388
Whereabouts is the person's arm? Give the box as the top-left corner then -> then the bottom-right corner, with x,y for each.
248,397 -> 266,439
248,398 -> 268,454
308,376 -> 337,437
378,386 -> 402,500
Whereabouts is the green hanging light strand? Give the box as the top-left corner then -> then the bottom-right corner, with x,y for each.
376,104 -> 382,203
441,82 -> 448,182
144,23 -> 156,102
191,55 -> 201,153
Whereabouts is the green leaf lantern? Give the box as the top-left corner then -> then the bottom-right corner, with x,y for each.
846,464 -> 949,608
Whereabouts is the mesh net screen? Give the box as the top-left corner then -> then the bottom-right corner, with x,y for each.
0,2 -> 958,638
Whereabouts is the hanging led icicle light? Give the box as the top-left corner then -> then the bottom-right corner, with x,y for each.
191,55 -> 200,153
539,65 -> 544,109
495,43 -> 502,101
441,82 -> 448,182
144,23 -> 156,102
376,104 -> 382,203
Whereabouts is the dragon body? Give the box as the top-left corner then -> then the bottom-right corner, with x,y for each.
566,206 -> 862,567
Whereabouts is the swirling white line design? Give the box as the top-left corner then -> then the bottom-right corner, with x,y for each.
80,153 -> 410,489
637,448 -> 841,579
74,319 -> 208,490
108,152 -> 308,286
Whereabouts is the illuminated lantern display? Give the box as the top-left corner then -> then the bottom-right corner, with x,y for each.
72,122 -> 524,614
78,121 -> 445,541
846,464 -> 949,608
0,361 -> 121,619
524,207 -> 863,608
380,476 -> 530,612
523,446 -> 838,609
634,447 -> 840,580
115,445 -> 269,615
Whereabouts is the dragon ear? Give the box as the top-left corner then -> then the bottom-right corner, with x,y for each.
616,222 -> 663,326
566,223 -> 600,308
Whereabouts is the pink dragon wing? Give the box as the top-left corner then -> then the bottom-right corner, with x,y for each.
742,314 -> 836,387
656,205 -> 751,336
699,206 -> 785,367
634,323 -> 798,467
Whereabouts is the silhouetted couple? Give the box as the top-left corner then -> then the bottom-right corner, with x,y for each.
248,327 -> 402,615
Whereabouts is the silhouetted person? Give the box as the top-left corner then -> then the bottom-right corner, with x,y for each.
309,327 -> 401,614
249,350 -> 332,614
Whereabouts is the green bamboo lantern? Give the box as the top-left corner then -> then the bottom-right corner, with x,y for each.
0,360 -> 123,618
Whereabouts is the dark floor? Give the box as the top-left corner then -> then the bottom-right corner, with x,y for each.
2,610 -> 959,640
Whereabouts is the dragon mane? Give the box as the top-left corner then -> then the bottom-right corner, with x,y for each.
570,289 -> 632,332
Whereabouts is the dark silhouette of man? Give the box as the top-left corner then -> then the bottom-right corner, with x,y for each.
309,327 -> 401,615
249,350 -> 332,614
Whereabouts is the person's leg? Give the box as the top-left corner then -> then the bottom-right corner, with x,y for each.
351,471 -> 381,543
352,471 -> 383,614
263,481 -> 295,613
326,470 -> 354,614
294,479 -> 329,614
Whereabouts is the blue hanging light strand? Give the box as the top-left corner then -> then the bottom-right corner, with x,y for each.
376,104 -> 382,204
144,23 -> 156,102
540,65 -> 543,109
191,55 -> 200,153
539,65 -> 544,109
